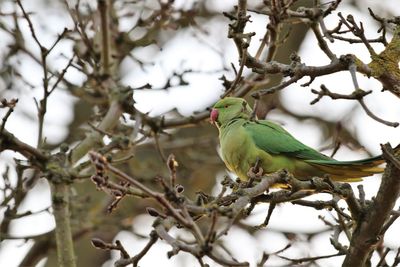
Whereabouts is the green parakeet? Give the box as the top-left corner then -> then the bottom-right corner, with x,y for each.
210,97 -> 384,182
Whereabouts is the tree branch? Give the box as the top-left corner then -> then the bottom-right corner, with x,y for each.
343,144 -> 400,266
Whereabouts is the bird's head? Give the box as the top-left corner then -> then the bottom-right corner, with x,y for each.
210,97 -> 253,127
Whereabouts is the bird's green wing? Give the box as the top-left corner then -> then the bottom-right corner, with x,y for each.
243,119 -> 383,180
244,120 -> 334,161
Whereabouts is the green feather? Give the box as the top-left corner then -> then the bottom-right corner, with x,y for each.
212,97 -> 384,182
245,120 -> 333,161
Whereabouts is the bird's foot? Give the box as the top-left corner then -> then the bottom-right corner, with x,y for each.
247,166 -> 264,179
246,167 -> 264,188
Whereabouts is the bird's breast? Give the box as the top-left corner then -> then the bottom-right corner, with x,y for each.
219,122 -> 264,179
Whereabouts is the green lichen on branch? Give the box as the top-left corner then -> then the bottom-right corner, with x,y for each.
368,25 -> 400,96
51,182 -> 76,267
43,152 -> 76,267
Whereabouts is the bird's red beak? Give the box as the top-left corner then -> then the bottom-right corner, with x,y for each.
210,108 -> 219,124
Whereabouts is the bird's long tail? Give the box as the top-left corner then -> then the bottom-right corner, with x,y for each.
307,155 -> 384,182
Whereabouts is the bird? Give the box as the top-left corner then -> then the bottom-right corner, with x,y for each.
210,97 -> 384,182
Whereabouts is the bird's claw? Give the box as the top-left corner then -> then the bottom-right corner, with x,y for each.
247,166 -> 264,179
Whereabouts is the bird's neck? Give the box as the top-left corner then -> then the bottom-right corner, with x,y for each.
219,112 -> 250,127
219,118 -> 246,134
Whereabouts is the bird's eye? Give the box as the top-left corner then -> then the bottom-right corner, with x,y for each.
224,105 -> 229,108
